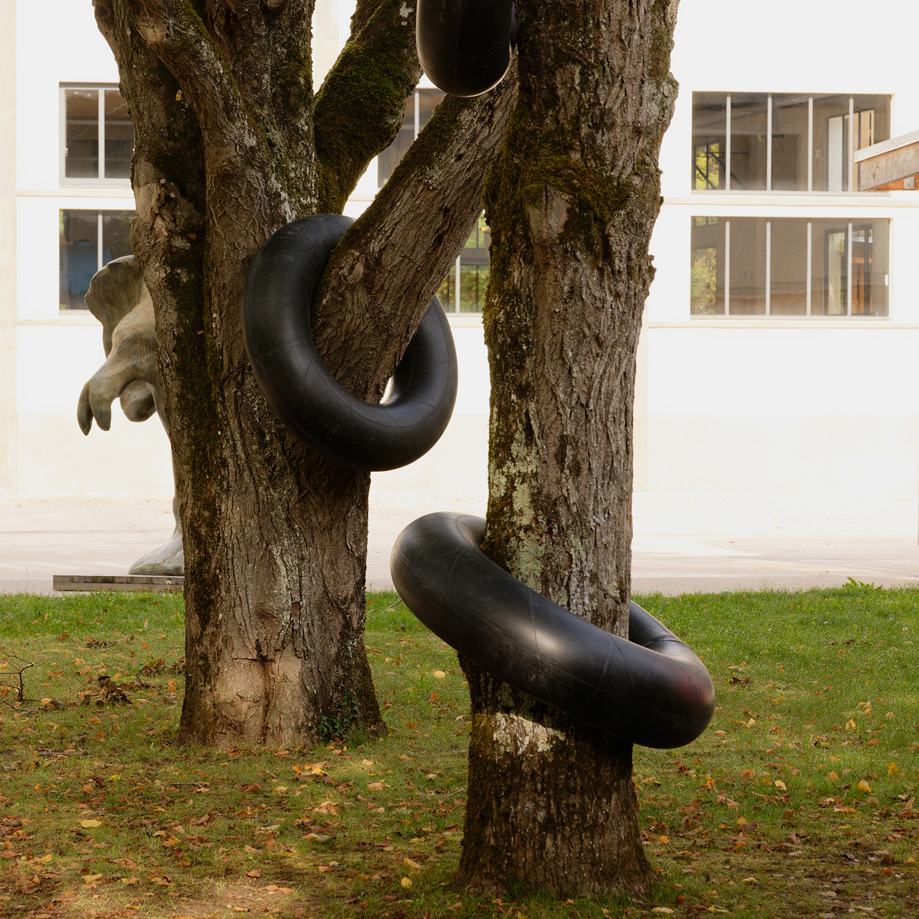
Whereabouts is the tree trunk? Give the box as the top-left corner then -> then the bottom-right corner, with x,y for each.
93,0 -> 516,747
457,0 -> 680,896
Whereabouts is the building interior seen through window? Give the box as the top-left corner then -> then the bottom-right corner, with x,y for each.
59,210 -> 134,310
691,92 -> 890,193
64,86 -> 133,181
690,216 -> 889,317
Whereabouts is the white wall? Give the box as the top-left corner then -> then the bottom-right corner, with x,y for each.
638,0 -> 919,495
7,0 -> 919,503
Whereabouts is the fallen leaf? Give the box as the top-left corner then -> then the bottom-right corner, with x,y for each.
775,780 -> 787,791
651,909 -> 674,915
246,870 -> 261,878
80,820 -> 102,829
433,670 -> 446,679
858,780 -> 872,793
400,877 -> 412,888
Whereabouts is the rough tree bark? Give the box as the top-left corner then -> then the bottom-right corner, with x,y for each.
457,0 -> 680,897
92,0 -> 517,747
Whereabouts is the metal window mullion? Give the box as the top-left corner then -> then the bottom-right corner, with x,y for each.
60,87 -> 68,183
725,95 -> 732,192
848,97 -> 855,193
765,220 -> 771,315
806,221 -> 812,316
847,222 -> 853,315
454,255 -> 461,312
766,95 -> 773,192
97,212 -> 104,274
725,219 -> 731,315
807,97 -> 814,192
97,89 -> 106,180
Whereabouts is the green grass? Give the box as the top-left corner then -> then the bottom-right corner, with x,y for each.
0,586 -> 917,918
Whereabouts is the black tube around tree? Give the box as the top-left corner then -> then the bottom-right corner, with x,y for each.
241,214 -> 458,472
391,513 -> 716,748
417,0 -> 516,97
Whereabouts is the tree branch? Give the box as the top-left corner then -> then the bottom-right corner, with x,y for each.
314,64 -> 519,398
131,0 -> 258,180
313,0 -> 422,211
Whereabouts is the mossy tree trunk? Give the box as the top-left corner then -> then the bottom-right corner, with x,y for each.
92,0 -> 517,747
458,0 -> 680,897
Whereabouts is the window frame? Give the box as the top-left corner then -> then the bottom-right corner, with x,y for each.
59,208 -> 135,312
689,215 -> 890,319
691,92 -> 890,195
60,83 -> 134,187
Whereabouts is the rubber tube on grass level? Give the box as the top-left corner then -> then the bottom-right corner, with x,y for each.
241,214 -> 458,472
417,0 -> 516,97
391,513 -> 716,748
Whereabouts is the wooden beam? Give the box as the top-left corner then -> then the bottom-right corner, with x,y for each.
856,129 -> 919,191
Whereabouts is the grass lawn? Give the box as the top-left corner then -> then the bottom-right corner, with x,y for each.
0,585 -> 917,918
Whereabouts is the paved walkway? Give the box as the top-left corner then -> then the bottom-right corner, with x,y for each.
0,488 -> 917,596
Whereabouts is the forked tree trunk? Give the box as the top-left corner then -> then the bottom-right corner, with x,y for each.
458,0 -> 680,896
93,0 -> 516,747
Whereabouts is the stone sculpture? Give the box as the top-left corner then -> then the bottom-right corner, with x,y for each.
77,256 -> 184,576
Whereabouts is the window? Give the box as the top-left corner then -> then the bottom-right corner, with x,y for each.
62,85 -> 133,183
437,215 -> 491,314
690,217 -> 889,317
691,93 -> 890,193
59,209 -> 134,310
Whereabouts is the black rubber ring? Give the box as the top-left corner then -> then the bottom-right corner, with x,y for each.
417,0 -> 516,96
391,512 -> 716,748
242,215 -> 459,472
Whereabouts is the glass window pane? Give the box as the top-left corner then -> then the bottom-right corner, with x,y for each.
458,215 -> 490,313
59,210 -> 99,309
728,217 -> 767,314
692,93 -> 727,190
730,93 -> 768,191
769,219 -> 807,314
853,94 -> 889,152
104,89 -> 133,179
437,263 -> 456,313
852,221 -> 888,317
690,217 -> 724,315
459,263 -> 488,312
811,95 -> 852,192
771,95 -> 809,192
102,210 -> 134,264
811,221 -> 849,314
65,89 -> 99,179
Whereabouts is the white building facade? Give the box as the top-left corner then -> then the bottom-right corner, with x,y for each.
1,0 -> 917,501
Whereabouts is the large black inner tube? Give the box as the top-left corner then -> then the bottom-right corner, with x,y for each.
391,513 -> 716,748
242,214 -> 458,472
417,0 -> 516,97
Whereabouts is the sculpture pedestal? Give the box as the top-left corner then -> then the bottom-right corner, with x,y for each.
52,574 -> 184,593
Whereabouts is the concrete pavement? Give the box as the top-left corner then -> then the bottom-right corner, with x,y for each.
1,488 -> 917,596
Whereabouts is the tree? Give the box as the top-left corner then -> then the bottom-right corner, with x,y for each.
456,0 -> 681,897
91,0 -> 517,747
